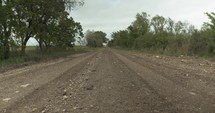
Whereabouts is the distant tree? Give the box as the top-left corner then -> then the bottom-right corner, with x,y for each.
174,21 -> 184,35
151,15 -> 166,33
111,30 -> 129,48
109,11 -> 215,57
86,30 -> 107,48
205,12 -> 215,30
128,12 -> 150,36
166,18 -> 175,34
203,12 -> 215,54
189,30 -> 210,55
127,12 -> 150,47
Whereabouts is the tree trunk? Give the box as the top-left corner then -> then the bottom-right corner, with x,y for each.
21,34 -> 31,55
38,38 -> 44,52
2,42 -> 10,60
2,31 -> 11,59
21,43 -> 26,55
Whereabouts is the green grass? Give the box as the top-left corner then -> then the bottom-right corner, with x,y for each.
0,46 -> 93,69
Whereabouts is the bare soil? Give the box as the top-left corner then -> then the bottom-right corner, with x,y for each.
0,49 -> 215,113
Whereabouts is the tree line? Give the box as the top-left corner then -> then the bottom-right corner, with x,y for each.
85,30 -> 108,47
0,0 -> 84,60
108,12 -> 215,57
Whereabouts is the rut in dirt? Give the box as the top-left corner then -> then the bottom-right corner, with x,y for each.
1,49 -> 215,113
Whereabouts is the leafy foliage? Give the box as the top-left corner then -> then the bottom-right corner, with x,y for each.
0,0 -> 84,60
85,30 -> 108,48
109,11 -> 215,57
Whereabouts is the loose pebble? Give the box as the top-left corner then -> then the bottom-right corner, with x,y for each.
21,84 -> 30,88
3,98 -> 11,102
189,92 -> 196,96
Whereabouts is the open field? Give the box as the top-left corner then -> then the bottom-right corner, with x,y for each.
0,46 -> 93,72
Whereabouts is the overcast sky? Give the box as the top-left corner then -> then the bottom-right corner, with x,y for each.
28,0 -> 215,45
70,0 -> 215,38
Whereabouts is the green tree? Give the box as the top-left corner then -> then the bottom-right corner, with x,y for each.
13,0 -> 41,55
110,11 -> 215,57
86,30 -> 107,48
0,0 -> 14,59
111,30 -> 129,48
47,17 -> 83,49
13,0 -> 84,54
202,12 -> 215,54
151,15 -> 166,33
127,12 -> 150,47
189,30 -> 210,56
166,18 -> 175,34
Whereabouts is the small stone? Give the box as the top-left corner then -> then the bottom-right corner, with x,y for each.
184,74 -> 189,77
155,56 -> 160,58
90,105 -> 94,108
181,59 -> 186,63
32,108 -> 37,111
189,92 -> 196,96
15,91 -> 20,93
63,95 -> 68,100
203,69 -> 208,73
3,98 -> 11,102
199,63 -> 204,66
20,84 -> 30,88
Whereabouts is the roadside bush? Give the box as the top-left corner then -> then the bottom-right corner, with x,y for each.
166,37 -> 190,55
109,11 -> 215,58
153,32 -> 169,50
189,31 -> 210,56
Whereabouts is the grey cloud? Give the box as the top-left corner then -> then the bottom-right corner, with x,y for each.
70,0 -> 215,38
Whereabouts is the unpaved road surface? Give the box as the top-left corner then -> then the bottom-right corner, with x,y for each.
0,49 -> 215,113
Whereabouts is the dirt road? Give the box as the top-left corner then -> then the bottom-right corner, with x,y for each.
0,49 -> 215,113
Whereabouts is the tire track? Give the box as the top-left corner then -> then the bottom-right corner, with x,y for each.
0,52 -> 97,112
116,51 -> 215,105
112,50 -> 215,113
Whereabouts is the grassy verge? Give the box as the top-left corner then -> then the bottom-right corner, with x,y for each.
0,46 -> 93,69
113,47 -> 215,60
